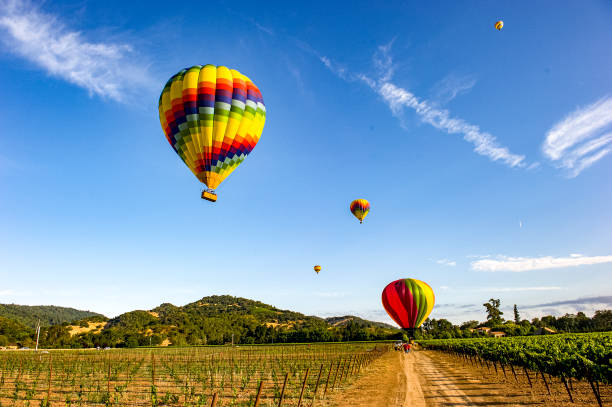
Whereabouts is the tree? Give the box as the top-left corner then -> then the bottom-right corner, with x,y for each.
513,304 -> 520,324
483,299 -> 504,325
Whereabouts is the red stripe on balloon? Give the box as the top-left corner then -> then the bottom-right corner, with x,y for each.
382,280 -> 418,329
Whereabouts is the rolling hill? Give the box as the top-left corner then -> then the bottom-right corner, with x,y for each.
0,295 -> 400,348
0,304 -> 104,329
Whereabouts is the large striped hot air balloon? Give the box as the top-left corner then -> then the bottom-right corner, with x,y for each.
159,65 -> 266,202
495,20 -> 504,31
382,279 -> 435,337
350,199 -> 370,224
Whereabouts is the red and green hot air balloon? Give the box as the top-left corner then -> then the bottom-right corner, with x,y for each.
382,278 -> 435,337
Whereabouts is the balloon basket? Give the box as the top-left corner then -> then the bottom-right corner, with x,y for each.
403,328 -> 416,340
201,189 -> 217,202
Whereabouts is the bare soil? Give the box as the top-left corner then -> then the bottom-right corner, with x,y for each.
322,349 -> 610,407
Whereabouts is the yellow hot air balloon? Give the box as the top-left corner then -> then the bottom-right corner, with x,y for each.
159,65 -> 266,202
314,265 -> 322,274
495,20 -> 503,31
350,199 -> 370,224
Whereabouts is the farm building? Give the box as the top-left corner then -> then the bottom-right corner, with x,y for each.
534,327 -> 557,335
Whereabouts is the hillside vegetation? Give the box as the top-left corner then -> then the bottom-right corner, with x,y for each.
0,304 -> 103,328
0,295 -> 400,348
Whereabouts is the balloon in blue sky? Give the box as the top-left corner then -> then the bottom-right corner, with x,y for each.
0,1 -> 610,324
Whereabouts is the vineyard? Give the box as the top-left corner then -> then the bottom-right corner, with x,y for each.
0,342 -> 390,406
419,332 -> 612,406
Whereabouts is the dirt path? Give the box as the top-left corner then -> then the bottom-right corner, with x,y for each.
323,349 -> 607,407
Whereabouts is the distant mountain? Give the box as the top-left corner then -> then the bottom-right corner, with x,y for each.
326,315 -> 396,330
0,304 -> 104,329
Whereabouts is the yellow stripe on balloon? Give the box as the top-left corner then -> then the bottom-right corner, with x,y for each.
169,74 -> 198,174
414,279 -> 435,327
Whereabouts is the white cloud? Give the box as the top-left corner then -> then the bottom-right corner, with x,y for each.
471,254 -> 612,272
430,73 -> 477,104
0,0 -> 154,103
543,96 -> 612,177
375,81 -> 525,167
436,259 -> 456,267
318,43 -> 527,169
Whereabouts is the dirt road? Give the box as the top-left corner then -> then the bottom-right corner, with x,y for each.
322,349 -> 608,406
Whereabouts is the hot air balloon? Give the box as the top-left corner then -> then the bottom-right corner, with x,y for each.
159,65 -> 266,202
314,265 -> 322,274
495,20 -> 503,30
350,199 -> 370,224
382,278 -> 435,338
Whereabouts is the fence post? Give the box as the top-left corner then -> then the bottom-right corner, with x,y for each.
107,358 -> 111,393
589,380 -> 603,407
509,364 -> 518,383
210,392 -> 218,407
253,380 -> 264,407
342,356 -> 353,382
151,353 -> 156,387
560,376 -> 573,403
46,355 -> 53,407
539,369 -> 551,395
278,372 -> 289,407
323,361 -> 333,398
338,359 -> 348,384
331,360 -> 341,390
297,368 -> 310,407
523,367 -> 533,387
311,364 -> 323,406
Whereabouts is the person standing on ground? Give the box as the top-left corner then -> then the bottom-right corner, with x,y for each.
402,342 -> 412,354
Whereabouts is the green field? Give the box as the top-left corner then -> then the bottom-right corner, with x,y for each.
0,342 -> 390,406
419,332 -> 611,405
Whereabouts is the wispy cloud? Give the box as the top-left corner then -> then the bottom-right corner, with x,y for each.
481,286 -> 564,292
0,0 -> 155,103
524,295 -> 612,309
436,259 -> 457,267
0,289 -> 32,297
315,42 -> 527,168
543,96 -> 612,177
471,254 -> 612,272
430,73 -> 477,104
522,296 -> 612,318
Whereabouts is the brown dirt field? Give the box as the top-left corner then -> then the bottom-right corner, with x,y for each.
321,349 -> 610,407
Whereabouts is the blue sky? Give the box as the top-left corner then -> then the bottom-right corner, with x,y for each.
0,0 -> 611,325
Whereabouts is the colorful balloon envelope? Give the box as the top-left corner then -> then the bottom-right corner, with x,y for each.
350,199 -> 370,224
158,65 -> 266,202
382,278 -> 435,329
495,20 -> 503,30
314,265 -> 322,274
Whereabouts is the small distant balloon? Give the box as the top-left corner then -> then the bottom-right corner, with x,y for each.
350,199 -> 370,224
495,20 -> 504,31
314,265 -> 322,274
